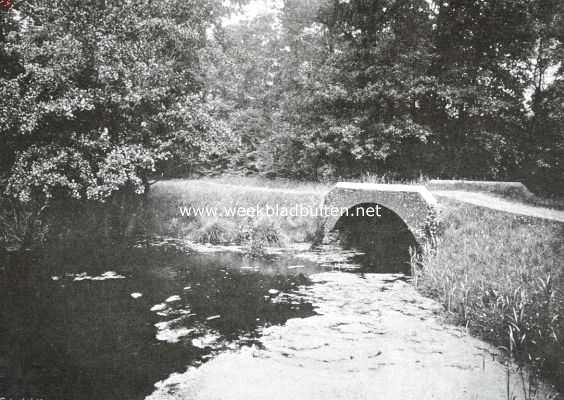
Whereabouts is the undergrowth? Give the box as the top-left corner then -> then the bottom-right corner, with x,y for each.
148,177 -> 328,253
414,199 -> 564,395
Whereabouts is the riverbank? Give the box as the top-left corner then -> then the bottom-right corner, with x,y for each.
150,176 -> 564,396
415,199 -> 564,394
149,177 -> 330,253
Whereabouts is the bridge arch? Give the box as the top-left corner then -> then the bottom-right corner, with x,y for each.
317,183 -> 438,247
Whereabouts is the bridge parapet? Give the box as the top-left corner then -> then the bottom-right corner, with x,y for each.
317,182 -> 438,246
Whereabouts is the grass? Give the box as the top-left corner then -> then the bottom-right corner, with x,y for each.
189,218 -> 238,245
194,174 -> 330,192
414,199 -> 564,394
148,177 -> 330,250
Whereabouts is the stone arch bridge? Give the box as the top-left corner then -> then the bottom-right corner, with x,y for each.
317,182 -> 438,246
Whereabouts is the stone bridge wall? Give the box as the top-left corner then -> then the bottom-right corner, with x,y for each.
317,183 -> 438,246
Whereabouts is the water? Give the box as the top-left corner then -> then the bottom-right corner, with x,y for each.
0,239 -> 381,400
1,238 -> 557,400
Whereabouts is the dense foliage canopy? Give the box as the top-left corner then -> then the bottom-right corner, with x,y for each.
202,0 -> 564,188
1,0 -> 234,205
1,0 -> 564,247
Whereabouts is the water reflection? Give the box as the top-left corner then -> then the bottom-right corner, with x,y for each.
0,232 -> 414,400
0,246 -> 316,400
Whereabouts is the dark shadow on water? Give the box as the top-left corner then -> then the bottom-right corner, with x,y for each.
333,203 -> 418,275
0,209 -> 416,400
0,246 -> 315,400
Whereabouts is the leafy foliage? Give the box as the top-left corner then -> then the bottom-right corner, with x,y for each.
0,0 -> 231,204
204,0 -> 564,190
0,0 -> 240,246
2,0 -> 564,249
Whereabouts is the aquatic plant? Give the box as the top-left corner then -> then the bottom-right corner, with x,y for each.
238,217 -> 287,257
189,218 -> 237,245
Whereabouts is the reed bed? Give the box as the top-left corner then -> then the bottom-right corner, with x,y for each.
414,199 -> 564,394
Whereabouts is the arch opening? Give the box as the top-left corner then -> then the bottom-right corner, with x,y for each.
332,203 -> 418,274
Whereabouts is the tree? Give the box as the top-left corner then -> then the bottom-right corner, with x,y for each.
524,0 -> 564,193
0,0 -> 231,246
268,0 -> 437,179
428,0 -> 539,179
200,12 -> 286,174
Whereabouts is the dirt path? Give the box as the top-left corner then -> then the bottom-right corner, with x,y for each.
432,190 -> 564,223
146,273 -> 555,400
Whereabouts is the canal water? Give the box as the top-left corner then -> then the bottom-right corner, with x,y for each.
0,235 -> 557,399
0,236 -> 399,400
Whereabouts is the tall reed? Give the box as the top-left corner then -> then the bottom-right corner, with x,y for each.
414,199 -> 564,393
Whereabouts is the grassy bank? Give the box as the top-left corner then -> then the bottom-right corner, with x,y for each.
148,178 -> 330,253
414,200 -> 564,393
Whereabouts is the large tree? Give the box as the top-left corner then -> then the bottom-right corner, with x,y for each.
263,0 -> 560,183
0,0 -> 232,245
524,0 -> 564,193
428,0 -> 539,179
268,0 -> 437,179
